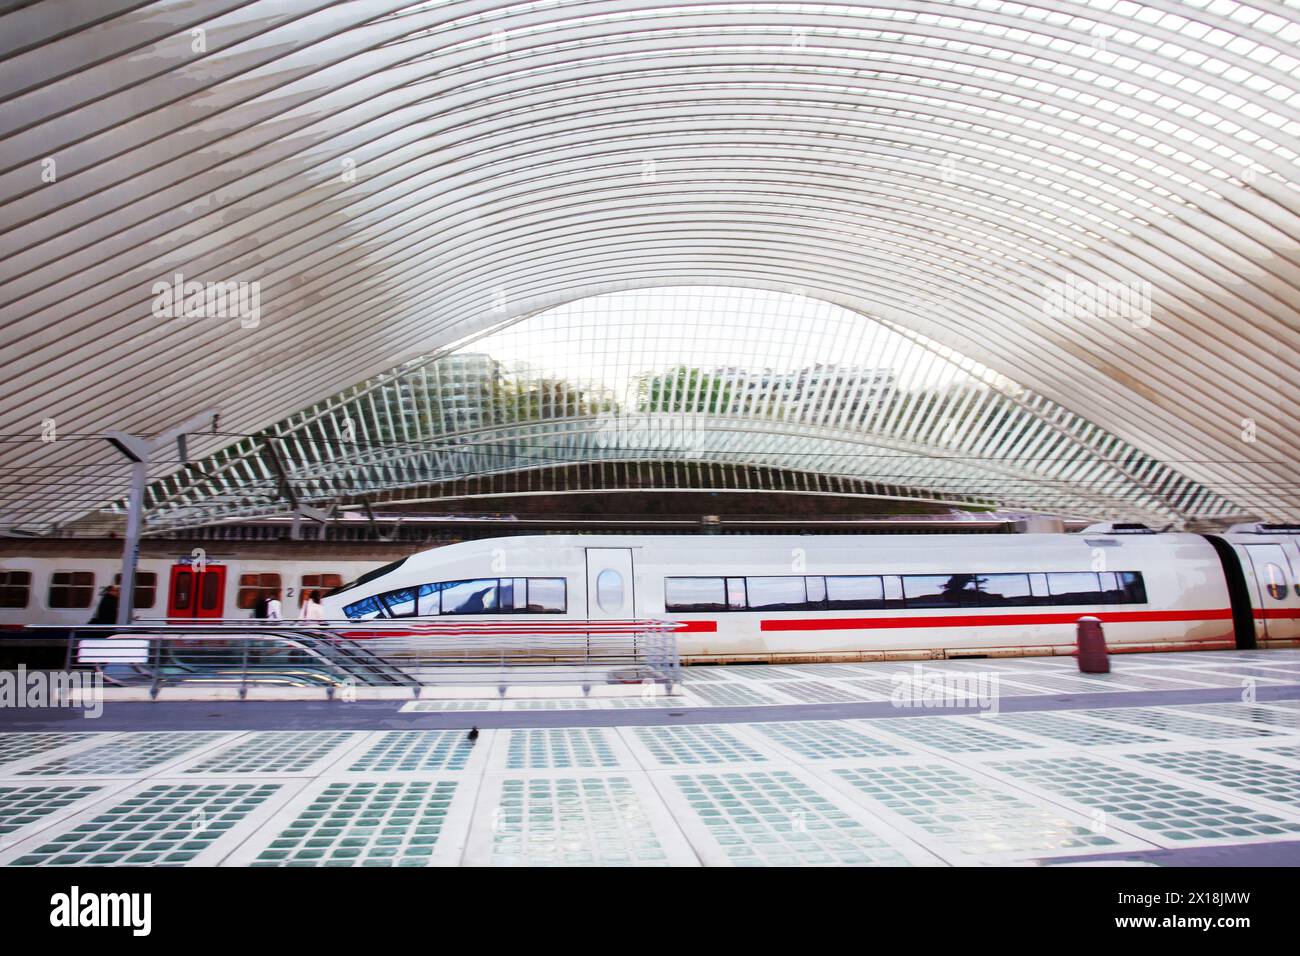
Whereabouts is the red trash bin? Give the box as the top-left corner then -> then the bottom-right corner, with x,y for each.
1076,616 -> 1109,673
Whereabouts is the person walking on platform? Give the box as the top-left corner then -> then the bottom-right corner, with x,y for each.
299,590 -> 327,624
265,589 -> 283,622
90,584 -> 120,625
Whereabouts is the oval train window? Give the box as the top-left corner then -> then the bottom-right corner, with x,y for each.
1264,564 -> 1287,601
596,569 -> 624,612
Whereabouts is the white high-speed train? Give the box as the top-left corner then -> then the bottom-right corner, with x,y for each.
318,525 -> 1300,661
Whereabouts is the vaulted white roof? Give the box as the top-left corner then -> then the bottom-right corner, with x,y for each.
2,1 -> 1298,531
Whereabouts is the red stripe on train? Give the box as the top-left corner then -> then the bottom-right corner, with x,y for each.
759,608 -> 1235,632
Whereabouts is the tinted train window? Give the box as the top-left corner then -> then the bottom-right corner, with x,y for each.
665,577 -> 726,612
746,576 -> 808,611
1047,572 -> 1104,605
1117,571 -> 1146,604
380,588 -> 419,617
441,579 -> 500,614
0,570 -> 32,609
49,571 -> 95,609
977,573 -> 1034,607
903,574 -> 980,608
525,578 -> 566,613
114,571 -> 157,609
343,595 -> 386,620
826,576 -> 884,610
237,573 -> 281,610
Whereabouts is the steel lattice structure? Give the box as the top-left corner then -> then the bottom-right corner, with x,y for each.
2,1 -> 1298,532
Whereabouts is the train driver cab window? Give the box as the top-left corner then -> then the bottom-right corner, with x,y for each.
0,570 -> 32,608
342,595 -> 387,620
237,573 -> 282,610
380,588 -> 419,617
114,571 -> 158,609
49,571 -> 95,609
596,570 -> 624,612
665,577 -> 726,612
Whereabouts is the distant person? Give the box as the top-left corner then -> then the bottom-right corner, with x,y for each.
252,594 -> 269,619
299,590 -> 327,624
264,589 -> 283,621
89,584 -> 120,625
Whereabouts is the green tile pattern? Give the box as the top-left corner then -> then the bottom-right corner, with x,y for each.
0,784 -> 102,836
1127,749 -> 1300,807
990,755 -> 1300,842
673,770 -> 912,866
0,733 -> 100,768
253,781 -> 457,867
491,777 -> 668,866
632,725 -> 768,765
1084,707 -> 1280,740
504,728 -> 620,769
869,716 -> 1042,753
10,783 -> 279,865
17,732 -> 225,776
749,721 -> 908,760
184,732 -> 355,774
833,764 -> 1119,856
348,731 -> 475,772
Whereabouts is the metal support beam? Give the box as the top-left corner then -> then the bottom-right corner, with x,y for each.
104,410 -> 218,625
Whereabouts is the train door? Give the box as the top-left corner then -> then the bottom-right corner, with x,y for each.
585,549 -> 635,658
167,564 -> 227,620
1243,544 -> 1300,642
585,549 -> 635,619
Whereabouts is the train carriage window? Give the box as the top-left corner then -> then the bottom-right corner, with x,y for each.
977,573 -> 1034,607
380,588 -> 419,617
883,576 -> 904,609
113,572 -> 157,609
903,574 -> 980,609
237,573 -> 282,610
301,573 -> 343,594
805,576 -> 827,608
826,575 -> 885,610
1028,573 -> 1049,601
1117,572 -> 1147,604
49,571 -> 95,609
665,577 -> 726,612
441,579 -> 500,615
510,578 -> 528,611
1098,572 -> 1123,604
0,570 -> 32,609
1047,572 -> 1104,605
726,577 -> 747,610
342,595 -> 387,620
172,571 -> 193,611
526,578 -> 566,613
746,576 -> 809,611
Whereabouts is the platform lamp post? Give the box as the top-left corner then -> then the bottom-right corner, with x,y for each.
104,410 -> 219,626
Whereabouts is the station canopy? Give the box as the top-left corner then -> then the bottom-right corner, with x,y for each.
2,0 -> 1298,534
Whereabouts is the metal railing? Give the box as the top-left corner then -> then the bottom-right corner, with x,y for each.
25,619 -> 683,699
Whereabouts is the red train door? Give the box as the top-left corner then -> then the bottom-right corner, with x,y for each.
167,564 -> 226,620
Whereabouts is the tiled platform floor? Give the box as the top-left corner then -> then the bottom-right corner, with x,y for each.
1,649 -> 1299,866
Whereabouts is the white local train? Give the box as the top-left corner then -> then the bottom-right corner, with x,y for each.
317,527 -> 1300,660
4,526 -> 1298,661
